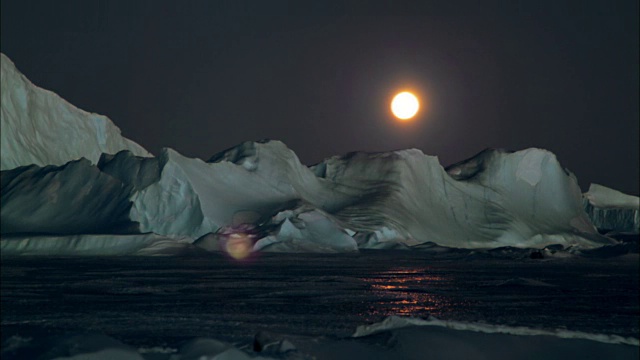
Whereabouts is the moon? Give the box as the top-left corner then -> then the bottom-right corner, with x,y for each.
391,91 -> 420,120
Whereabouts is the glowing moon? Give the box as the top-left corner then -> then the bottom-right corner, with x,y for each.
391,92 -> 420,120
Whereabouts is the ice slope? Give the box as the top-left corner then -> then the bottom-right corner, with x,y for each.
0,52 -> 617,251
583,183 -> 639,233
0,53 -> 150,170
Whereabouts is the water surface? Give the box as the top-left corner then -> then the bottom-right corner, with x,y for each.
1,251 -> 638,347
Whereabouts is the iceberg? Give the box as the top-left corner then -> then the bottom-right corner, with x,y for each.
0,53 -> 150,171
2,144 -> 614,253
314,147 -> 610,248
0,53 -> 624,254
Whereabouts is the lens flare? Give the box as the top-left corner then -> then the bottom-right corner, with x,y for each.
223,233 -> 253,260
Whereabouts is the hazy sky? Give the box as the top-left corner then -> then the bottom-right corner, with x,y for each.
2,1 -> 638,195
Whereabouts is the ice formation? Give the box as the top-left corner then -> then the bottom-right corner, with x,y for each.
0,53 -> 150,170
583,183 -> 639,233
0,53 -> 630,255
2,142 -> 615,255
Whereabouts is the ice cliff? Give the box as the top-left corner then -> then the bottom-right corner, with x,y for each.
0,53 -> 150,170
1,53 -> 632,255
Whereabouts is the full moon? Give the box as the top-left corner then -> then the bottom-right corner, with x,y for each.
391,91 -> 420,120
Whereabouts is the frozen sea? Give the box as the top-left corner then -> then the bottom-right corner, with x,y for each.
1,249 -> 639,359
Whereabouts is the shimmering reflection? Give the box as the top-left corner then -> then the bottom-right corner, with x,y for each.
360,268 -> 455,317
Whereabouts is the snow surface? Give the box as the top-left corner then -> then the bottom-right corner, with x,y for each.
0,53 -> 150,170
3,316 -> 637,360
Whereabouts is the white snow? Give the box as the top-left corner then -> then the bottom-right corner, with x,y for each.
0,53 -> 150,171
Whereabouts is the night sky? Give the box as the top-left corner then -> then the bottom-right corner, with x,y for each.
2,1 -> 638,195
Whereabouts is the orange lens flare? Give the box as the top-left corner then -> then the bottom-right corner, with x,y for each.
223,233 -> 253,260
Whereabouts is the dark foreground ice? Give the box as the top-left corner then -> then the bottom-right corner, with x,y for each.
1,250 -> 638,359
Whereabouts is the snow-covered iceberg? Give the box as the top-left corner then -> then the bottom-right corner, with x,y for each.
0,53 -> 150,171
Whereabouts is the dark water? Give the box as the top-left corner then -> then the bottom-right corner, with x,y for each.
1,251 -> 638,348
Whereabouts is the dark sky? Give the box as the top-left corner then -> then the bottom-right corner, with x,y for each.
2,1 -> 638,195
